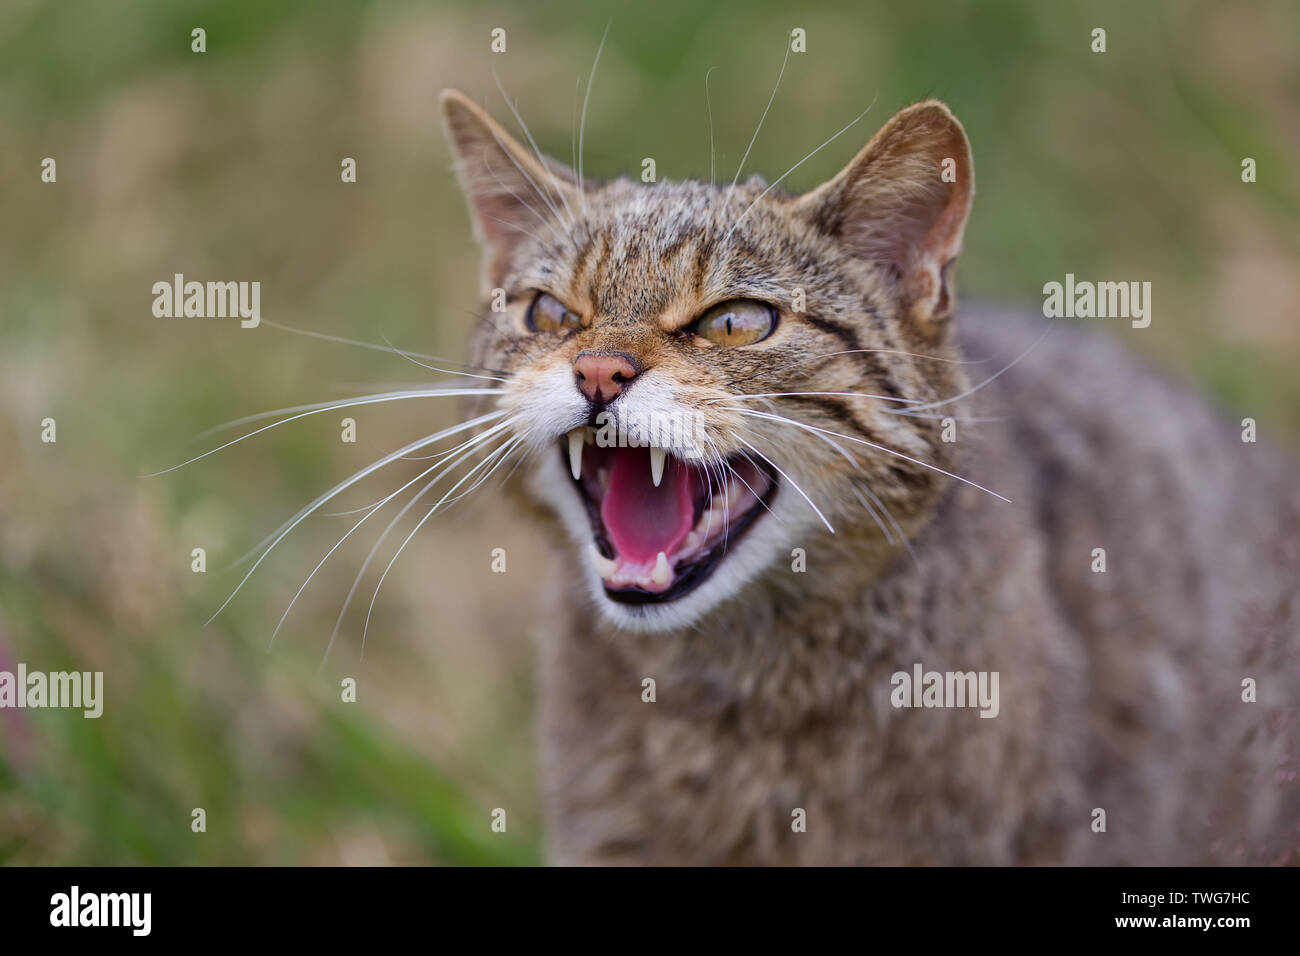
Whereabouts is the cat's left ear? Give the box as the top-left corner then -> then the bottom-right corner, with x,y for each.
796,100 -> 973,326
440,89 -> 583,287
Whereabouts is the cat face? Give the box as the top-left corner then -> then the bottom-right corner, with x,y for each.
441,91 -> 974,631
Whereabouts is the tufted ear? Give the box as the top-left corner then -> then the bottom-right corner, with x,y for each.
795,100 -> 974,326
440,89 -> 583,288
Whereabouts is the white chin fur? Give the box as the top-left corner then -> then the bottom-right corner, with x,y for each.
525,452 -> 804,633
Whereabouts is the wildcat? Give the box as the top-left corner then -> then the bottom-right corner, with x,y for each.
439,89 -> 1299,865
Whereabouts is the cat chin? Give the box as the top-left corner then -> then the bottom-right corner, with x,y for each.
578,536 -> 780,633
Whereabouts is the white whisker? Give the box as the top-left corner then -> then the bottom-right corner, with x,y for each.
849,484 -> 894,546
705,66 -> 717,185
578,19 -> 612,221
259,319 -> 505,378
736,435 -> 834,533
728,41 -> 790,192
316,422 -> 519,670
151,388 -> 504,475
723,94 -> 878,245
493,69 -> 578,228
377,333 -> 510,384
884,326 -> 1053,416
734,408 -> 1013,504
711,390 -> 920,405
359,434 -> 525,659
205,416 -> 505,625
324,423 -> 515,513
272,419 -> 519,646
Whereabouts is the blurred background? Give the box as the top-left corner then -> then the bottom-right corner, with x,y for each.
0,0 -> 1297,864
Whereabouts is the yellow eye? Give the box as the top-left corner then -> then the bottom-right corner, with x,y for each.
689,299 -> 777,346
527,292 -> 583,333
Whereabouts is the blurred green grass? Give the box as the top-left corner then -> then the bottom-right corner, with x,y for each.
1,0 -> 1297,864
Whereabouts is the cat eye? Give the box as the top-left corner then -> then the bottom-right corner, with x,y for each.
527,292 -> 583,334
688,299 -> 777,346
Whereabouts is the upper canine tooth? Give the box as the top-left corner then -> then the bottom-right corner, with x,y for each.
649,447 -> 666,487
651,551 -> 671,585
567,428 -> 585,480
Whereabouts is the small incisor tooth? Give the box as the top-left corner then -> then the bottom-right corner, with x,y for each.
567,428 -> 585,480
590,543 -> 617,581
649,446 -> 666,487
651,551 -> 671,585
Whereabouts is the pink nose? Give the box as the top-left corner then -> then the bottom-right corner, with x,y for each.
573,352 -> 639,404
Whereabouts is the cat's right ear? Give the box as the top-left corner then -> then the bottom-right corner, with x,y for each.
440,90 -> 582,288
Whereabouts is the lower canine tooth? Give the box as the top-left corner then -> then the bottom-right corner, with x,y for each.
590,544 -> 618,581
651,551 -> 671,585
567,428 -> 585,480
649,447 -> 666,487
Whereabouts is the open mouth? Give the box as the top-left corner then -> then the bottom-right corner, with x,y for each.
560,428 -> 779,605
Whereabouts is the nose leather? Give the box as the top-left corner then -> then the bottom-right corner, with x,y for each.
573,352 -> 639,404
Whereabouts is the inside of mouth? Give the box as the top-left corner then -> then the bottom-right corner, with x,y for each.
563,431 -> 775,596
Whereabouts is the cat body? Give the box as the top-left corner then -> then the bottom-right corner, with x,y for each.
439,91 -> 1299,865
535,308 -> 1299,864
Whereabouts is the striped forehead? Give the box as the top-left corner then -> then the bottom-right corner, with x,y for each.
567,180 -> 780,325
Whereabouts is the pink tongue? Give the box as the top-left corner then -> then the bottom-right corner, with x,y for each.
600,447 -> 694,564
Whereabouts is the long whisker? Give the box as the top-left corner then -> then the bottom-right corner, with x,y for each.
848,480 -> 923,573
480,154 -> 556,234
493,69 -> 577,228
731,407 -> 1013,504
728,40 -> 790,192
324,424 -> 512,513
719,347 -> 989,390
705,66 -> 717,185
751,394 -> 857,466
259,319 -> 506,377
731,449 -> 783,526
736,435 -> 834,533
420,431 -> 526,512
479,147 -> 567,241
708,390 -> 920,405
699,435 -> 725,543
577,18 -> 612,221
849,483 -> 894,545
453,305 -> 518,350
226,410 -> 506,572
479,123 -> 573,236
572,75 -> 580,178
484,212 -> 551,248
377,333 -> 510,384
151,388 -> 504,474
205,416 -> 504,625
194,387 -> 499,439
858,482 -> 916,564
317,423 -> 518,670
271,420 -> 515,645
884,326 -> 1053,416
722,94 -> 878,245
359,434 -> 525,659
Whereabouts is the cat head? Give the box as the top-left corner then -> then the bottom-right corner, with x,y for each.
440,89 -> 974,632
